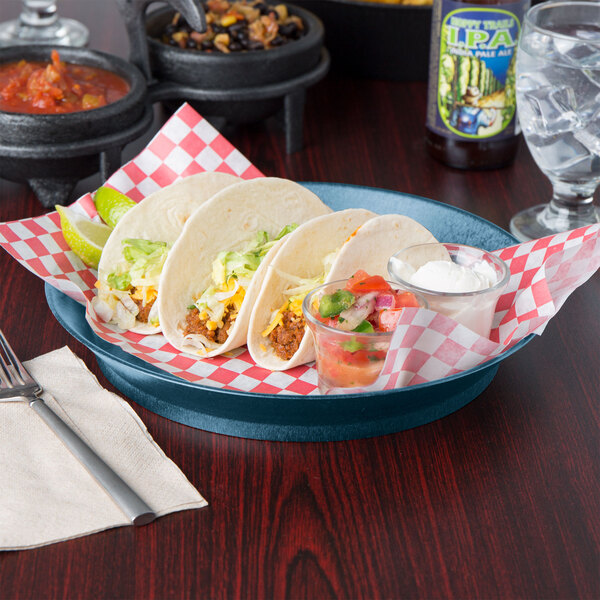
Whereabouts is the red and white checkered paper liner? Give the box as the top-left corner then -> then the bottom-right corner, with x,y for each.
1,104 -> 599,395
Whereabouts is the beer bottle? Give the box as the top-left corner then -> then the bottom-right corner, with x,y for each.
425,0 -> 530,169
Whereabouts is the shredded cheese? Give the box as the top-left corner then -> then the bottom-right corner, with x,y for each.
262,311 -> 284,337
130,286 -> 157,305
344,226 -> 363,244
261,294 -> 305,337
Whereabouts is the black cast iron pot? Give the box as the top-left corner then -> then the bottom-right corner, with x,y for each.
0,45 -> 151,207
144,3 -> 326,124
146,4 -> 324,90
0,46 -> 147,146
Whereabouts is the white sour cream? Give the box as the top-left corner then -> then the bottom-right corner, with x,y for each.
408,259 -> 498,293
388,247 -> 508,338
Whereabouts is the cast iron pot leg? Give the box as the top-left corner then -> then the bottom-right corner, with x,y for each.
100,147 -> 123,182
27,178 -> 78,208
284,89 -> 306,154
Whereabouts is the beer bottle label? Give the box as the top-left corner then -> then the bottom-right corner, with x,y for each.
426,0 -> 527,141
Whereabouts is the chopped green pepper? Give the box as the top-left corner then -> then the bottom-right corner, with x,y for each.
341,337 -> 364,353
352,320 -> 374,333
319,290 -> 355,318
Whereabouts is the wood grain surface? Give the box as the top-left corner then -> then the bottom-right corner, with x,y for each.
0,1 -> 598,599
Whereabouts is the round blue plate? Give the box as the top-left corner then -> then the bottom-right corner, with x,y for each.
46,182 -> 532,441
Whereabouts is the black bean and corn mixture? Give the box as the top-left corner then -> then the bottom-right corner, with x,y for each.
159,0 -> 306,53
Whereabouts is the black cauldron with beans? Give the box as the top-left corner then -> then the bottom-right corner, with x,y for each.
143,0 -> 328,148
144,0 -> 324,90
159,0 -> 306,53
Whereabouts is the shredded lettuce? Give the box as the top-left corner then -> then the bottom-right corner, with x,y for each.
107,272 -> 131,291
107,238 -> 170,290
193,225 -> 298,323
214,225 -> 299,285
123,238 -> 169,285
261,248 -> 342,338
98,238 -> 169,330
122,238 -> 167,260
215,249 -> 261,285
274,224 -> 298,241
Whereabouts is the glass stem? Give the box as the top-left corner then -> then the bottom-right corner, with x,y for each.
539,180 -> 599,230
551,180 -> 596,208
20,1 -> 58,28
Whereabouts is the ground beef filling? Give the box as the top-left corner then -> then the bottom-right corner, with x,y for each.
269,310 -> 305,361
131,291 -> 156,323
183,307 -> 233,344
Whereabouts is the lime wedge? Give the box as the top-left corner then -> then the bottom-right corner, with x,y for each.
56,205 -> 112,269
94,186 -> 136,228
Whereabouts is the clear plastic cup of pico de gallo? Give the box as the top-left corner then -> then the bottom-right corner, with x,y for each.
302,271 -> 427,394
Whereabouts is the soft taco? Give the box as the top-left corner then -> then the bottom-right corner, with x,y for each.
248,213 -> 440,370
157,177 -> 331,357
247,209 -> 376,370
93,172 -> 241,333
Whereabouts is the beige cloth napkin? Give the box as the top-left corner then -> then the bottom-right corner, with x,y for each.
0,346 -> 207,551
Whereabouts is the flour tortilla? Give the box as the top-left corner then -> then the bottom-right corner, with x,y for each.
157,177 -> 332,357
96,172 -> 242,334
326,214 -> 441,280
247,208 -> 376,371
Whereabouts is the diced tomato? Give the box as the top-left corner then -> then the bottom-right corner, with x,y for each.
318,358 -> 384,388
345,270 -> 370,291
346,274 -> 391,295
313,313 -> 339,328
378,308 -> 403,332
322,338 -> 386,365
316,345 -> 387,388
353,348 -> 387,363
393,291 -> 421,308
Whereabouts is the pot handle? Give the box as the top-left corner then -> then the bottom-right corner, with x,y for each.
114,0 -> 206,79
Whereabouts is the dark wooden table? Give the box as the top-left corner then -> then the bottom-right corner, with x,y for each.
1,1 -> 599,599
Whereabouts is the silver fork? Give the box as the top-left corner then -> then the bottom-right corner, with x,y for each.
0,329 -> 155,526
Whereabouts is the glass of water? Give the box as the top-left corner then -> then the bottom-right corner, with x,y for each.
0,1 -> 89,47
510,0 -> 600,242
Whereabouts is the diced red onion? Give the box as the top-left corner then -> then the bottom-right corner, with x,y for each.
375,293 -> 395,310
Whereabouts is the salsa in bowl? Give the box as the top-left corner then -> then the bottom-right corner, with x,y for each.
0,45 -> 147,146
0,49 -> 130,114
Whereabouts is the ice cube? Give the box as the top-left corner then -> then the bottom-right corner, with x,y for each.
553,37 -> 578,59
519,86 -> 582,136
575,28 -> 600,43
574,109 -> 600,156
526,133 -> 593,177
581,65 -> 600,89
522,31 -> 554,57
561,42 -> 600,69
578,89 -> 600,122
516,71 -> 551,93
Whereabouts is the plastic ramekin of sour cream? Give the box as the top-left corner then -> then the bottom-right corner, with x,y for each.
387,243 -> 510,338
